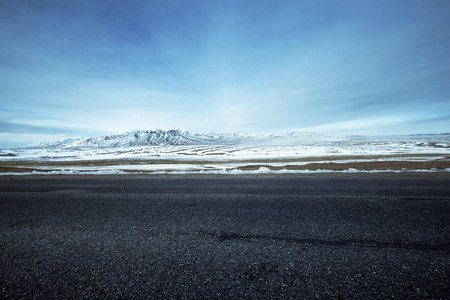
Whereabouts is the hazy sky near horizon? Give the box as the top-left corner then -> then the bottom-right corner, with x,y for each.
1,0 -> 449,147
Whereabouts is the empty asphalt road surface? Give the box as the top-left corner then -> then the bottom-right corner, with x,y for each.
1,176 -> 449,299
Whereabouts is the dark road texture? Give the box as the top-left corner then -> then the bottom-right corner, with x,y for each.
1,177 -> 449,299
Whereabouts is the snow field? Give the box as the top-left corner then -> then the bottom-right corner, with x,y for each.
1,135 -> 448,175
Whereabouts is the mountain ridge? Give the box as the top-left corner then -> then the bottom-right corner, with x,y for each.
31,129 -> 320,148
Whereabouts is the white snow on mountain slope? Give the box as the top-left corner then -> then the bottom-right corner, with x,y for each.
27,129 -> 323,149
1,133 -> 449,176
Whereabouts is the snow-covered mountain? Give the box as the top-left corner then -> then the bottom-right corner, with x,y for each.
32,129 -> 321,148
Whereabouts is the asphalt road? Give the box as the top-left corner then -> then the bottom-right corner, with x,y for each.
1,177 -> 449,299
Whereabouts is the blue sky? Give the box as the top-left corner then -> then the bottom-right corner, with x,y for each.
1,0 -> 449,147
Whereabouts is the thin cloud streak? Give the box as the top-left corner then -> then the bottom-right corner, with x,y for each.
0,120 -> 107,137
301,114 -> 450,136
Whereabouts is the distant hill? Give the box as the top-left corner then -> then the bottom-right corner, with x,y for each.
31,129 -> 321,148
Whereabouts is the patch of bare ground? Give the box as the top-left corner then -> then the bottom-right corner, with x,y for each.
0,153 -> 17,157
416,142 -> 449,148
0,166 -> 53,173
190,146 -> 227,153
1,153 -> 448,175
2,153 -> 447,167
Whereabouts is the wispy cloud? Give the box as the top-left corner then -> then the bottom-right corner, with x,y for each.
301,114 -> 450,136
0,120 -> 72,135
0,119 -> 107,137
